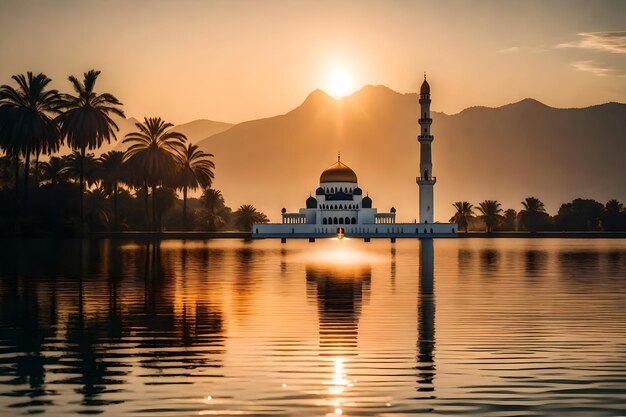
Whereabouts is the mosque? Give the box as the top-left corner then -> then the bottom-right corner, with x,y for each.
254,76 -> 457,239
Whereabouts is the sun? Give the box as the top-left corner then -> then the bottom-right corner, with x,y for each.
325,68 -> 356,99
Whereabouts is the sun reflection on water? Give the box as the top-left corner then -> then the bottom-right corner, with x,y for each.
323,357 -> 354,416
294,239 -> 385,267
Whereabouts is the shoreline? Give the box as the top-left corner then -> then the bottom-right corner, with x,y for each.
1,231 -> 626,239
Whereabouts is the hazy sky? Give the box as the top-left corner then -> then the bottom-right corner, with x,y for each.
1,0 -> 625,124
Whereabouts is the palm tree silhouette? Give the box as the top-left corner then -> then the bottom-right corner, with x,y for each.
175,144 -> 215,229
40,156 -> 68,185
503,208 -> 517,231
233,204 -> 269,231
519,197 -> 547,232
201,188 -> 229,231
0,72 -> 62,213
63,151 -> 101,188
477,200 -> 503,233
58,70 -> 124,232
449,201 -> 474,233
123,117 -> 186,231
99,151 -> 127,230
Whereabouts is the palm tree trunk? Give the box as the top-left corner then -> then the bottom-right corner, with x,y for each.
23,147 -> 30,218
113,182 -> 119,231
183,185 -> 188,231
34,149 -> 40,187
14,154 -> 19,199
80,146 -> 85,233
151,185 -> 157,232
143,179 -> 149,229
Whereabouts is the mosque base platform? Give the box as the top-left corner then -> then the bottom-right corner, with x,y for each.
252,222 -> 458,239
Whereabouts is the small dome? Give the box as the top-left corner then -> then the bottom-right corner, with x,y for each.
353,187 -> 363,195
315,187 -> 325,195
390,207 -> 396,213
281,207 -> 287,214
362,195 -> 372,208
420,78 -> 430,94
306,195 -> 317,209
320,159 -> 357,183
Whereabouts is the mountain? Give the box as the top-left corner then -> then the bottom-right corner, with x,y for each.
195,85 -> 626,222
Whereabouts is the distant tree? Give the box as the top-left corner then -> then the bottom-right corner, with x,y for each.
175,143 -> 215,230
40,156 -> 68,185
233,204 -> 269,231
201,188 -> 230,231
84,186 -> 111,231
123,117 -> 186,231
555,198 -> 604,231
99,151 -> 127,230
449,201 -> 474,233
602,199 -> 626,231
63,151 -> 101,187
0,155 -> 19,189
0,72 -> 62,210
502,208 -> 517,231
476,200 -> 503,232
58,70 -> 124,232
154,187 -> 178,231
519,197 -> 549,232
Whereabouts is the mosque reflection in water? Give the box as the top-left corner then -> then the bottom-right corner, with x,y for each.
304,239 -> 436,413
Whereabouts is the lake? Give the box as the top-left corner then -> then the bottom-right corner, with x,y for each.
1,238 -> 625,416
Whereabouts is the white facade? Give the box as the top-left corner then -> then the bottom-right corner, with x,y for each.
254,76 -> 457,239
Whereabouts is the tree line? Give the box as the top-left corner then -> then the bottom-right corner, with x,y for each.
450,197 -> 626,233
0,70 -> 268,234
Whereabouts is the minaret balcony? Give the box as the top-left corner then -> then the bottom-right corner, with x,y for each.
419,98 -> 431,104
419,118 -> 432,124
418,135 -> 434,142
416,176 -> 437,185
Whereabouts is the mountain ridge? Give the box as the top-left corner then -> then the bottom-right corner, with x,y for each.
192,85 -> 625,222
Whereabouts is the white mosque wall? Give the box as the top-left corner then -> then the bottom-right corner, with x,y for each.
254,222 -> 458,237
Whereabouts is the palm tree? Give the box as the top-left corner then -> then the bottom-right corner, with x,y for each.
502,208 -> 517,231
123,117 -> 186,231
476,200 -> 503,233
40,156 -> 68,185
175,144 -> 215,229
605,199 -> 623,214
0,72 -> 62,211
519,197 -> 547,232
84,186 -> 112,231
449,201 -> 474,233
99,151 -> 127,230
63,151 -> 101,187
233,204 -> 269,231
58,70 -> 124,232
201,188 -> 229,231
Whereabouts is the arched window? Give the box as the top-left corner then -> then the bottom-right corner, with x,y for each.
430,228 -> 433,233
323,218 -> 327,224
333,217 -> 338,224
351,217 -> 356,224
424,228 -> 427,233
345,216 -> 350,224
416,228 -> 419,234
339,204 -> 343,210
356,204 -> 359,209
452,227 -> 455,233
339,218 -> 344,224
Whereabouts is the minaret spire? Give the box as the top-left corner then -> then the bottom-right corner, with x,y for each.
417,74 -> 435,224
338,151 -> 341,162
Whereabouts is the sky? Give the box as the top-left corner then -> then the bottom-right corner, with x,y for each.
0,0 -> 625,124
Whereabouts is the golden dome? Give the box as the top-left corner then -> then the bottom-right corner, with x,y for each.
320,158 -> 358,183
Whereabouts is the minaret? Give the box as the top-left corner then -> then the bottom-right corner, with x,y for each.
417,73 -> 436,224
